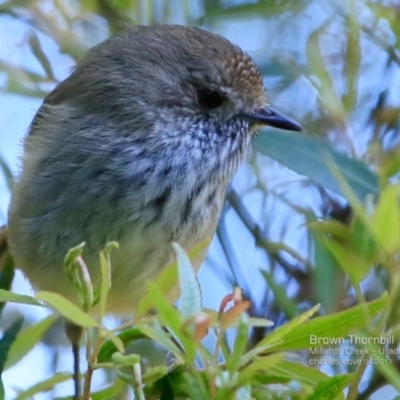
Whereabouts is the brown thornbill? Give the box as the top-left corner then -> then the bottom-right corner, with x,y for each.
2,24 -> 302,398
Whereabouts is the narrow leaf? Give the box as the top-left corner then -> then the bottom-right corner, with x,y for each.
259,304 -> 321,348
0,317 -> 24,398
239,304 -> 320,367
371,184 -> 400,253
357,331 -> 400,392
136,239 -> 210,317
0,317 -> 24,372
312,224 -> 341,313
98,327 -> 148,363
98,241 -> 117,318
227,314 -> 249,374
173,242 -> 202,318
253,130 -> 379,201
36,291 -> 98,328
266,292 -> 388,352
28,31 -> 55,80
15,372 -> 72,400
136,322 -> 184,364
5,315 -> 58,369
308,374 -> 353,400
0,289 -> 42,306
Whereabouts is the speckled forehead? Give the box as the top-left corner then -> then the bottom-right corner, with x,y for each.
222,49 -> 266,106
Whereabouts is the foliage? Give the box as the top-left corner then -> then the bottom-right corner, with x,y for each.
0,0 -> 400,399
0,242 -> 391,399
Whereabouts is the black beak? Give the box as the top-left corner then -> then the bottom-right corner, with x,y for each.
243,107 -> 303,132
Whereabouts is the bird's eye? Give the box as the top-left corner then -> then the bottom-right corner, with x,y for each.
197,89 -> 225,110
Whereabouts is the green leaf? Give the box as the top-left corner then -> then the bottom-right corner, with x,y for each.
97,327 -> 149,363
239,354 -> 285,384
111,351 -> 140,366
227,314 -> 249,375
267,360 -> 330,385
350,217 -> 378,259
136,260 -> 178,317
0,252 -> 15,315
357,331 -> 400,392
253,130 -> 379,201
144,282 -> 197,362
90,378 -> 126,400
181,370 -> 209,400
36,291 -> 98,328
28,31 -> 55,80
308,374 -> 353,400
323,237 -> 371,283
14,372 -> 72,400
63,242 -> 94,311
265,292 -> 388,352
98,241 -> 118,318
102,329 -> 125,354
136,322 -> 184,364
136,239 -> 210,317
143,365 -> 196,398
240,304 -> 320,367
259,304 -> 321,349
144,282 -> 182,337
142,366 -> 169,385
342,1 -> 361,112
261,270 -> 297,318
204,1 -> 305,18
173,242 -> 202,318
0,289 -> 42,306
371,184 -> 400,253
0,317 -> 24,398
5,315 -> 58,369
306,21 -> 345,123
312,224 -> 341,313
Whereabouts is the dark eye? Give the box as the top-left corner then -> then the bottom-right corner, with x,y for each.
197,89 -> 225,110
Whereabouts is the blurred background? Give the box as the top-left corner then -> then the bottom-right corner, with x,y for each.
0,0 -> 399,399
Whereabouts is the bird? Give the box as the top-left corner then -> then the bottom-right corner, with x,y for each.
5,24 -> 302,317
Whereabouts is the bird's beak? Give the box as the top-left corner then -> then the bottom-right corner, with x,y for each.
243,107 -> 303,132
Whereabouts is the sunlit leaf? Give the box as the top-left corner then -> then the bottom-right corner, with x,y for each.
258,304 -> 321,349
323,237 -> 371,283
0,289 -> 42,306
308,374 -> 353,400
36,291 -> 98,328
370,184 -> 400,253
266,360 -> 330,385
265,292 -> 388,352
